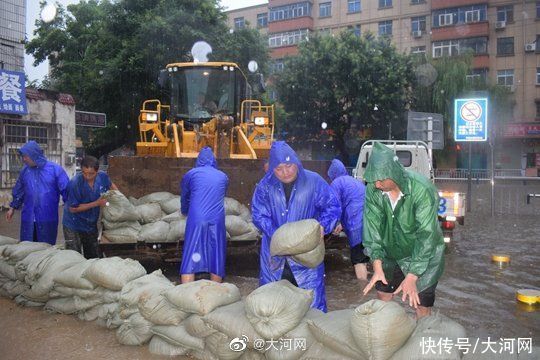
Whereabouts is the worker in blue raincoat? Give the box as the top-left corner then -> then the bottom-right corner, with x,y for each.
180,147 -> 229,284
252,141 -> 341,312
6,141 -> 69,244
328,159 -> 369,280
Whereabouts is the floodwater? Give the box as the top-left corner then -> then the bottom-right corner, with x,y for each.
0,210 -> 538,359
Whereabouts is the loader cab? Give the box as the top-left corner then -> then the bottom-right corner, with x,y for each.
165,62 -> 249,126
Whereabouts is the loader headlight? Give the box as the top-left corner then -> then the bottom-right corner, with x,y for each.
142,112 -> 158,122
254,117 -> 266,126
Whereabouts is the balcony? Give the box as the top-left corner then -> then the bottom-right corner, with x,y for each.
270,0 -> 313,7
472,54 -> 489,69
269,17 -> 314,33
432,0 -> 487,10
271,46 -> 300,59
431,21 -> 489,41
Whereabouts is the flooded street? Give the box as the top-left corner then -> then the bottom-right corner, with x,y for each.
0,210 -> 538,358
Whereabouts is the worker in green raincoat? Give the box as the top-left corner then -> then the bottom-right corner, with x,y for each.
362,142 -> 445,318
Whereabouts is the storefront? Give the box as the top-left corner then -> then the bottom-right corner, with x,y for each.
502,123 -> 540,176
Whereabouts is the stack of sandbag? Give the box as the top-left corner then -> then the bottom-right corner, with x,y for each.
78,257 -> 147,331
390,312 -> 466,360
271,219 -> 325,268
0,236 -> 25,298
224,198 -> 260,241
101,190 -> 141,243
0,241 -> 53,301
145,280 -> 242,358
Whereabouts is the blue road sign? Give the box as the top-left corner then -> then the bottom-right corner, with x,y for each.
454,98 -> 488,142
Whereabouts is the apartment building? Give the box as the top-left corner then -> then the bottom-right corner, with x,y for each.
0,0 -> 25,71
226,0 -> 540,171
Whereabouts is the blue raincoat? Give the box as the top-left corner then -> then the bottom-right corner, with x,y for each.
252,142 -> 341,312
328,159 -> 366,248
180,147 -> 229,277
9,141 -> 69,244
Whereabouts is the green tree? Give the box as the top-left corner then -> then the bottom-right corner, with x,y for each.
274,31 -> 413,160
27,0 -> 269,156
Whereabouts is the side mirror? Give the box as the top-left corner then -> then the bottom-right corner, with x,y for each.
158,69 -> 168,88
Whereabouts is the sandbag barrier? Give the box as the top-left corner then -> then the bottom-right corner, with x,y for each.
0,236 -> 480,360
101,190 -> 260,244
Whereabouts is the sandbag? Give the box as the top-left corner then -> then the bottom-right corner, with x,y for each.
206,331 -> 244,360
245,280 -> 313,339
161,211 -> 185,223
151,324 -> 205,351
299,341 -> 355,360
0,235 -> 19,246
78,303 -> 117,322
270,220 -> 321,256
351,299 -> 416,360
226,215 -> 253,237
265,308 -> 324,360
241,350 -> 266,360
138,292 -> 189,326
225,197 -> 252,222
95,313 -> 123,329
307,309 -> 362,359
116,313 -> 153,346
15,248 -> 58,283
230,230 -> 260,241
14,294 -> 44,307
73,295 -> 104,311
191,347 -> 220,360
0,260 -> 16,280
184,314 -> 217,338
136,203 -> 163,224
138,221 -> 170,243
22,250 -> 85,302
128,196 -> 138,206
291,239 -> 325,268
3,280 -> 29,298
101,218 -> 142,232
44,297 -> 78,314
102,227 -> 140,244
120,270 -> 172,307
4,241 -> 51,264
166,219 -> 187,242
148,335 -> 190,356
83,257 -> 147,291
390,313 -> 466,360
164,280 -> 241,316
160,196 -> 181,215
137,192 -> 176,205
53,259 -> 98,289
102,190 -> 139,222
203,301 -> 262,349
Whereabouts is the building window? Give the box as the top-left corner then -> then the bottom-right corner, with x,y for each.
537,67 -> 540,85
268,29 -> 309,48
497,37 -> 514,56
234,17 -> 245,29
432,40 -> 459,57
319,28 -> 331,36
433,5 -> 487,28
410,0 -> 425,4
270,60 -> 285,73
496,5 -> 513,23
411,46 -> 426,54
379,0 -> 392,9
269,2 -> 312,22
319,2 -> 331,17
465,9 -> 480,23
354,24 -> 361,36
348,0 -> 361,13
378,20 -> 392,36
466,69 -> 487,84
537,1 -> 540,18
411,16 -> 426,32
459,37 -> 487,55
536,101 -> 540,118
257,13 -> 268,28
497,69 -> 514,89
438,13 -> 454,26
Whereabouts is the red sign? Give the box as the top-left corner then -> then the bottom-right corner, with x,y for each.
75,111 -> 107,128
503,123 -> 540,138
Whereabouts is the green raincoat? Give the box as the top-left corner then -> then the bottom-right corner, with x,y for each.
362,142 -> 445,292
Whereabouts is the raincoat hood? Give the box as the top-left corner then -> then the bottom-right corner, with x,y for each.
195,147 -> 217,168
327,159 -> 348,181
268,141 -> 304,177
19,141 -> 47,167
363,142 -> 408,193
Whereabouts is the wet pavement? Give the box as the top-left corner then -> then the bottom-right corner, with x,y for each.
1,209 -> 538,350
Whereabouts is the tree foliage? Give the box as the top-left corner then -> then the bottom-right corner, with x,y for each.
27,0 -> 269,156
274,31 -> 413,160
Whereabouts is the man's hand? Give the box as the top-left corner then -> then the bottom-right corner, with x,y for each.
333,224 -> 343,235
363,259 -> 387,296
94,198 -> 108,207
5,208 -> 14,222
393,273 -> 420,309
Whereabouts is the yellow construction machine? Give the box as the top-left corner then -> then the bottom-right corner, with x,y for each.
136,61 -> 274,159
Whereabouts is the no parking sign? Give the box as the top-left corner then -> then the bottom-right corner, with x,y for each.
454,98 -> 488,142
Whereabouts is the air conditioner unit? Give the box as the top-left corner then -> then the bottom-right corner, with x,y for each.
412,30 -> 422,38
524,43 -> 536,52
495,21 -> 506,30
